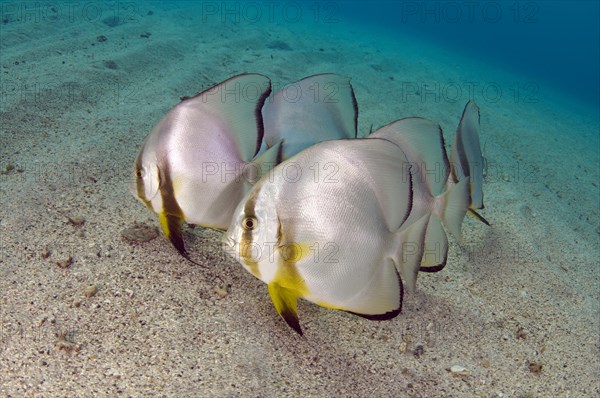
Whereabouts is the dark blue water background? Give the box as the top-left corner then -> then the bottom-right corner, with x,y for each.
336,0 -> 599,107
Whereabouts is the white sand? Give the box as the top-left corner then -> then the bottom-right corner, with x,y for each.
1,2 -> 598,397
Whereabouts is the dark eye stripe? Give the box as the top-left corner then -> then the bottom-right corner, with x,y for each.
239,189 -> 261,278
241,195 -> 257,255
135,153 -> 152,209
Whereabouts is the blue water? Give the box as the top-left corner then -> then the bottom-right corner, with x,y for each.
337,0 -> 600,106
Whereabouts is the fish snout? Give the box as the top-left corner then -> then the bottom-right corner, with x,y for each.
128,177 -> 138,199
221,233 -> 236,251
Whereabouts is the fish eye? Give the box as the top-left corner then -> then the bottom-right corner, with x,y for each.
135,168 -> 144,178
242,216 -> 257,230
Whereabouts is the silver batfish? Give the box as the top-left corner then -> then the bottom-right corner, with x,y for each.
131,74 -> 279,261
222,137 -> 470,334
222,101 -> 485,334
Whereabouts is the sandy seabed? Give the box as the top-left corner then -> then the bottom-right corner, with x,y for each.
1,2 -> 598,397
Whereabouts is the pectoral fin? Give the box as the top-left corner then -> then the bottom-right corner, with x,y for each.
268,282 -> 303,335
248,140 -> 284,183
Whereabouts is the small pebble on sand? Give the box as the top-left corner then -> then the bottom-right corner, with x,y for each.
214,283 -> 230,298
527,361 -> 543,374
68,216 -> 86,227
56,256 -> 73,269
449,365 -> 470,376
413,344 -> 424,358
84,285 -> 98,298
41,247 -> 51,259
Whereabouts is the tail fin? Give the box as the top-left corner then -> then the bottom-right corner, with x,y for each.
389,103 -> 485,290
435,177 -> 470,241
394,214 -> 429,292
375,116 -> 469,285
394,188 -> 469,292
450,100 -> 485,211
409,176 -> 468,278
393,178 -> 468,289
369,117 -> 449,196
415,176 -> 468,275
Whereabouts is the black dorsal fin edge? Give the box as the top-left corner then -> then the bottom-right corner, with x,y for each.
254,77 -> 272,156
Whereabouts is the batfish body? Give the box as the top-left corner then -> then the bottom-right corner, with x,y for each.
222,138 -> 468,334
369,101 -> 488,277
131,74 -> 280,260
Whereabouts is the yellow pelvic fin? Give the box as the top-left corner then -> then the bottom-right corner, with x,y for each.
264,238 -> 312,335
158,211 -> 184,252
268,282 -> 303,335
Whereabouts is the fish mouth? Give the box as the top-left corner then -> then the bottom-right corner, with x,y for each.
221,233 -> 236,251
128,178 -> 138,198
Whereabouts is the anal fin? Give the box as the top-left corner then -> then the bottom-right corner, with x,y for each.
419,215 -> 449,273
395,214 -> 429,292
438,177 -> 470,241
342,258 -> 402,320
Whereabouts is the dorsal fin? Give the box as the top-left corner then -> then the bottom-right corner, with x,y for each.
450,100 -> 485,209
263,73 -> 358,159
182,73 -> 271,161
370,117 -> 449,196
